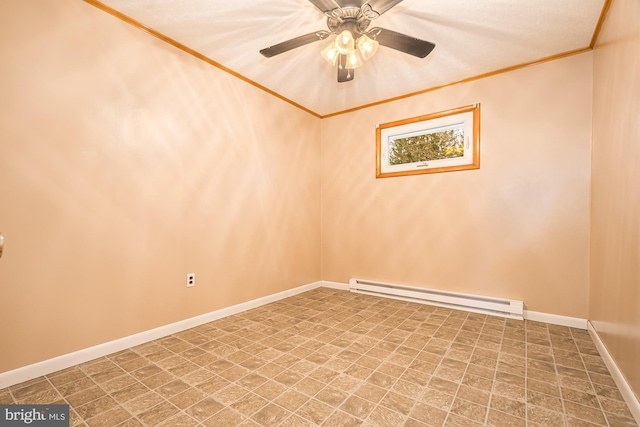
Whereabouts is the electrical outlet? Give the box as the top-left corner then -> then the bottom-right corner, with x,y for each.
186,273 -> 195,287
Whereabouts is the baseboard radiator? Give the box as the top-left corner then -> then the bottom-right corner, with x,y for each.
349,278 -> 524,320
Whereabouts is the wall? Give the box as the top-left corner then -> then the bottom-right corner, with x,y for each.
0,0 -> 321,373
590,0 -> 640,399
321,53 -> 593,318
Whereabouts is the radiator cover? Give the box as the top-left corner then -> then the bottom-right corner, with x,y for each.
349,278 -> 524,320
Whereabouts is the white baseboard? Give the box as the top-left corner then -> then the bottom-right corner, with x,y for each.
0,281 -> 592,390
588,322 -> 640,424
325,280 -> 588,329
320,280 -> 349,290
0,281 -> 324,389
523,310 -> 588,330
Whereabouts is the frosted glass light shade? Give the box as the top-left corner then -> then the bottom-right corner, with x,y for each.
356,34 -> 379,60
321,42 -> 339,65
335,30 -> 355,54
345,49 -> 363,69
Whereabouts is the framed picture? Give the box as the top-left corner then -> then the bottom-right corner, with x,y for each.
376,104 -> 480,178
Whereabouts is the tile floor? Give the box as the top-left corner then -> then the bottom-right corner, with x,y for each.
1,288 -> 637,426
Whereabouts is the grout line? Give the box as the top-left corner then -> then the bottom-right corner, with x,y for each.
483,314 -> 504,426
440,310 -> 469,426
572,328 -> 613,427
524,320 -> 530,427
544,322 -> 569,427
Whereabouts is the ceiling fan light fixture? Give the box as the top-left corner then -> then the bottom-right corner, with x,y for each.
356,34 -> 379,60
260,1 -> 436,83
345,49 -> 363,69
321,42 -> 339,65
334,30 -> 355,55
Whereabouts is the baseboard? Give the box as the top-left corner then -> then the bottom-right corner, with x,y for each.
0,281 -> 324,389
320,280 -> 349,290
588,322 -> 640,424
324,281 -> 587,329
523,310 -> 588,329
0,281 -> 591,389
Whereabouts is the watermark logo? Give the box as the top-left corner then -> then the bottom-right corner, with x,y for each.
0,405 -> 69,426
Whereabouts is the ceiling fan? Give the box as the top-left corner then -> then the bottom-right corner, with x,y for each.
259,0 -> 435,83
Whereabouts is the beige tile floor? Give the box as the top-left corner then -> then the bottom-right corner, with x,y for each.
1,288 -> 637,426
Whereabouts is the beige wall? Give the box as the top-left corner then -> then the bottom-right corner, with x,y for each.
321,53 -> 593,318
590,0 -> 640,399
0,0 -> 321,373
3,0 -> 634,392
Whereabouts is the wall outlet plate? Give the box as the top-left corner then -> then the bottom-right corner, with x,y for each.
186,273 -> 195,287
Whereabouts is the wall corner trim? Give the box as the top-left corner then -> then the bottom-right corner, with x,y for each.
587,321 -> 640,424
0,281 -> 325,389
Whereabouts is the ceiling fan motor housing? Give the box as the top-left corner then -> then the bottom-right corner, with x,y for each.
327,6 -> 371,37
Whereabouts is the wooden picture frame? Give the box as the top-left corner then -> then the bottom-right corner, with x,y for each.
376,104 -> 480,178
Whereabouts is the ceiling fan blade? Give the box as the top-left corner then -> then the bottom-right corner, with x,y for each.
366,0 -> 403,16
260,31 -> 330,58
307,0 -> 340,13
371,28 -> 435,58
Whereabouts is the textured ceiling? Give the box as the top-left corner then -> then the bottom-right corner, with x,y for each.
91,0 -> 606,117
